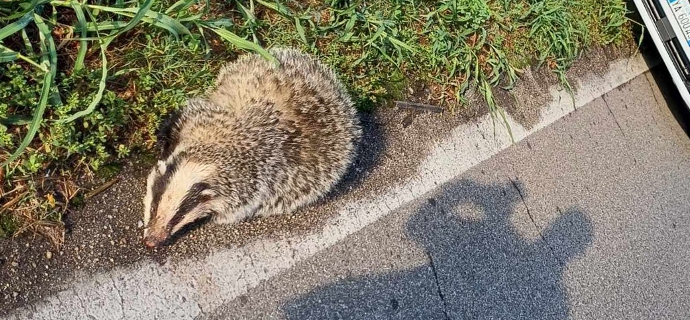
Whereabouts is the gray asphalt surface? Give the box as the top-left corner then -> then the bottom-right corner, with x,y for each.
203,69 -> 690,320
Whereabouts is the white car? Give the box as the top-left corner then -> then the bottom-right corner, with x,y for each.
633,0 -> 690,107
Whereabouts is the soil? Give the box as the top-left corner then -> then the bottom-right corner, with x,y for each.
0,43 -> 640,314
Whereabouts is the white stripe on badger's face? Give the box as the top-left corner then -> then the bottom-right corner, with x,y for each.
143,155 -> 217,246
168,187 -> 218,235
157,160 -> 214,221
143,160 -> 170,227
142,167 -> 157,226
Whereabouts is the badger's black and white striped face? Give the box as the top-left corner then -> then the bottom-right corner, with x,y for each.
142,154 -> 218,247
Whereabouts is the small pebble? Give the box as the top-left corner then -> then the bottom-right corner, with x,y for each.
137,220 -> 144,228
12,292 -> 18,298
46,251 -> 52,260
10,261 -> 18,267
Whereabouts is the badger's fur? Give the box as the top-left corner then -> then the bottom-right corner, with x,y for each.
142,48 -> 361,247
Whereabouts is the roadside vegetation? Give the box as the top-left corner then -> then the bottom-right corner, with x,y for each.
0,0 -> 634,246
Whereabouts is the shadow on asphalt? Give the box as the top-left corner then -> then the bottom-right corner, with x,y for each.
331,110 -> 387,196
282,178 -> 594,319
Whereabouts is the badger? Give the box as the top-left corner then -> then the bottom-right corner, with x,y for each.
141,48 -> 361,248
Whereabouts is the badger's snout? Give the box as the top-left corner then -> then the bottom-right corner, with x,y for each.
143,236 -> 162,248
143,229 -> 168,248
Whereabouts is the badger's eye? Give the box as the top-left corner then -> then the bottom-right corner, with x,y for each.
199,189 -> 215,202
175,182 -> 213,216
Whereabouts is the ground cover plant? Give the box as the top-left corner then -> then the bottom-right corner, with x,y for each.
0,0 -> 634,246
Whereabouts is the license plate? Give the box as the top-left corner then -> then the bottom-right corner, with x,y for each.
666,0 -> 690,49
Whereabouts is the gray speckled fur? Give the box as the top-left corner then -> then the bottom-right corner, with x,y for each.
146,48 -> 361,231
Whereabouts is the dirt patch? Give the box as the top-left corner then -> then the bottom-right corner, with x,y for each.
498,66 -> 557,130
568,45 -> 639,80
499,44 -> 643,130
0,42 -> 639,314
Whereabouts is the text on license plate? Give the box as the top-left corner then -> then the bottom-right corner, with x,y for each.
669,0 -> 690,46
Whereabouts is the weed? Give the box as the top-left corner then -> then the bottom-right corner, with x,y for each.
0,211 -> 19,238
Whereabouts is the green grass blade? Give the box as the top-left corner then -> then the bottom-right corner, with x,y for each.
20,28 -> 33,53
294,17 -> 309,46
179,13 -> 204,22
55,38 -> 111,124
53,6 -> 113,124
0,12 -> 33,41
388,36 -> 414,53
2,14 -> 57,167
370,43 -> 396,66
139,11 -> 192,37
344,12 -> 358,33
4,0 -> 50,20
0,46 -> 18,62
204,25 -> 278,65
71,2 -> 89,71
203,18 -> 234,28
112,0 -> 153,37
234,0 -> 258,25
80,21 -> 130,32
255,0 -> 292,17
88,4 -> 192,37
0,44 -> 45,70
0,115 -> 32,126
365,27 -> 385,46
165,0 -> 197,15
496,106 -> 514,143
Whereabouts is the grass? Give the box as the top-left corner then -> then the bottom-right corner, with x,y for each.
0,0 -> 635,246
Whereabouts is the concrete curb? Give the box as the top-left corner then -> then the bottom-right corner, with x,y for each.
4,54 -> 656,320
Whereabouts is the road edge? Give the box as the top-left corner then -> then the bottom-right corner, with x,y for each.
4,53 -> 658,320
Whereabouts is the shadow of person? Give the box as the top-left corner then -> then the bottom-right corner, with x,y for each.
282,178 -> 594,320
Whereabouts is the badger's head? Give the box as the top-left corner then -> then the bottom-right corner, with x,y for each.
142,152 -> 219,248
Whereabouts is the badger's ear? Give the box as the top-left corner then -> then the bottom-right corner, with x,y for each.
156,108 -> 183,159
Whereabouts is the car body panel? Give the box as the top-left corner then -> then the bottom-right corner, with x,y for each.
633,0 -> 690,107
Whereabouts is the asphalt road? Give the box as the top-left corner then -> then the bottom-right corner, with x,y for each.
203,69 -> 690,319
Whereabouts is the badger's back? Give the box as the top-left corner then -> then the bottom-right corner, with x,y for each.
172,48 -> 361,221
